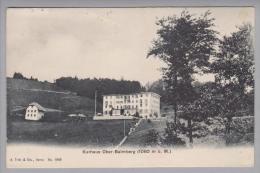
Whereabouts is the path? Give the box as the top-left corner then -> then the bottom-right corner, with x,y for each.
121,118 -> 167,147
115,118 -> 143,148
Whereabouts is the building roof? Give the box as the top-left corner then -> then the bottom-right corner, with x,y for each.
103,92 -> 161,97
28,102 -> 46,112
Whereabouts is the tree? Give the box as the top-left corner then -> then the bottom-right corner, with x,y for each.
13,72 -> 26,79
211,23 -> 254,95
163,121 -> 186,146
211,24 -> 254,142
180,82 -> 223,144
30,76 -> 38,81
147,10 -> 218,123
144,129 -> 160,146
55,77 -> 144,102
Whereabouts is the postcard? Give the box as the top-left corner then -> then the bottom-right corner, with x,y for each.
6,7 -> 255,168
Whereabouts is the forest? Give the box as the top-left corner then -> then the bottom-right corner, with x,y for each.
55,77 -> 145,102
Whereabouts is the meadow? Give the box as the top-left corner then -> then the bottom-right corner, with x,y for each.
8,119 -> 134,147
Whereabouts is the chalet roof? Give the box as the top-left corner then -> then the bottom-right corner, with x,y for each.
28,102 -> 46,112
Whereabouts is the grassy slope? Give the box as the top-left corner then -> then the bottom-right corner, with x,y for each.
7,78 -> 64,91
8,120 -> 133,147
123,119 -> 167,147
7,78 -> 136,147
7,78 -> 102,116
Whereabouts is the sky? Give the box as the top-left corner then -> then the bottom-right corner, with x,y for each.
6,7 -> 254,85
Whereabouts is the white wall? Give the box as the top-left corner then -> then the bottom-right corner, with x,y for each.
25,105 -> 44,121
102,92 -> 160,118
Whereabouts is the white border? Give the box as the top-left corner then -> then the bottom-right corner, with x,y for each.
0,0 -> 259,173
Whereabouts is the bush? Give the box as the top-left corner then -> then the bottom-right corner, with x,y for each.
144,129 -> 160,146
225,116 -> 254,145
206,117 -> 225,135
231,116 -> 254,134
188,122 -> 209,138
163,122 -> 186,147
241,133 -> 254,144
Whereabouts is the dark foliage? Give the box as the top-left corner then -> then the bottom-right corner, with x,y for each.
163,121 -> 186,146
13,72 -> 26,79
13,72 -> 38,81
144,129 -> 160,146
55,77 -> 145,102
147,10 -> 218,122
210,24 -> 254,143
146,79 -> 168,104
211,24 -> 254,94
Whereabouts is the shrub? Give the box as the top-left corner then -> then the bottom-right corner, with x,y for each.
163,122 -> 186,147
225,116 -> 254,145
231,116 -> 254,134
144,129 -> 160,146
192,122 -> 209,138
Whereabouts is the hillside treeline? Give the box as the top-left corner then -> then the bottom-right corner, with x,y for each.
13,72 -> 39,81
55,77 -> 145,102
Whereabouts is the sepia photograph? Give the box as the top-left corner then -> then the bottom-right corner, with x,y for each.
5,7 -> 255,168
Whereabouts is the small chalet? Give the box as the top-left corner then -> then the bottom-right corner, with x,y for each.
25,102 -> 46,121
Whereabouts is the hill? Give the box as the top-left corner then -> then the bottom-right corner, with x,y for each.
123,119 -> 167,147
8,120 -> 133,146
7,77 -> 65,91
7,78 -> 102,118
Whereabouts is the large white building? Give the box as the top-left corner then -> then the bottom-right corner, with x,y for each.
103,92 -> 160,119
